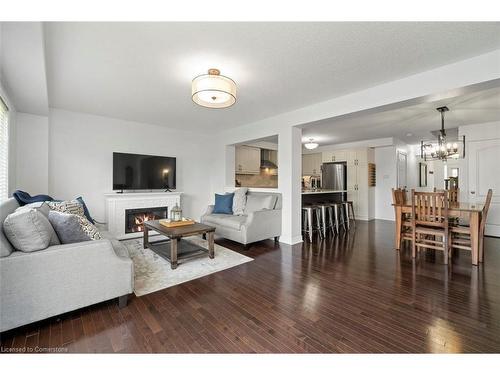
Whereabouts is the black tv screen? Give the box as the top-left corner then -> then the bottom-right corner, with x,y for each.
113,152 -> 176,190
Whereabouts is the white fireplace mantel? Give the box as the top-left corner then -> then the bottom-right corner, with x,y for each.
104,192 -> 182,239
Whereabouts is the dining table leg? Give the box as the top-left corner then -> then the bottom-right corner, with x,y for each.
470,211 -> 480,266
395,206 -> 402,250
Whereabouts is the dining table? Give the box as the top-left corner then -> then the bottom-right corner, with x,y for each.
393,201 -> 484,265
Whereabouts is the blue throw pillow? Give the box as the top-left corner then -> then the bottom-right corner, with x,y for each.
75,196 -> 95,224
213,193 -> 234,214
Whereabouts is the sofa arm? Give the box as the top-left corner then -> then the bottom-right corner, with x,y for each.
205,205 -> 215,215
244,209 -> 282,243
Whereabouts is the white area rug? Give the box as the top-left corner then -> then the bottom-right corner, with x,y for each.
123,236 -> 253,296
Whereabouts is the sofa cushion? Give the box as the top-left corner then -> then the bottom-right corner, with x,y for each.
3,209 -> 55,252
244,194 -> 277,213
0,198 -> 20,257
203,214 -> 248,230
15,202 -> 60,246
47,199 -> 85,217
213,193 -> 234,214
47,200 -> 102,240
48,211 -> 91,244
232,187 -> 248,216
75,196 -> 95,224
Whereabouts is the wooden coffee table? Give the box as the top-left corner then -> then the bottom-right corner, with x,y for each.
142,220 -> 216,269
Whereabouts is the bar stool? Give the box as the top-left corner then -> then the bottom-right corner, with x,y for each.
317,202 -> 335,238
328,202 -> 346,234
342,201 -> 356,230
302,205 -> 323,242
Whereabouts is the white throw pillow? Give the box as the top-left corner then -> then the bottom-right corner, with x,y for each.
3,209 -> 56,252
232,187 -> 248,216
15,202 -> 60,246
244,195 -> 277,213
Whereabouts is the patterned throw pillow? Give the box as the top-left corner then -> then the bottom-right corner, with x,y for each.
47,200 -> 102,240
76,215 -> 102,240
47,200 -> 85,217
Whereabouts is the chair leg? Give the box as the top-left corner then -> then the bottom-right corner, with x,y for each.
344,203 -> 350,230
412,231 -> 416,258
349,202 -> 356,227
328,207 -> 335,235
321,206 -> 327,238
315,208 -> 324,239
333,205 -> 340,234
118,295 -> 128,308
307,208 -> 313,242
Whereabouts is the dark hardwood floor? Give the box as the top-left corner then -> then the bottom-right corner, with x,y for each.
1,220 -> 500,353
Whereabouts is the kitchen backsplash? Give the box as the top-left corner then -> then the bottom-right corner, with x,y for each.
236,170 -> 278,188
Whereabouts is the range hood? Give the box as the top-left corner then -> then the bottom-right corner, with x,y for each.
261,149 -> 278,169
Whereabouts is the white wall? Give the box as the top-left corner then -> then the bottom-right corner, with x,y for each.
0,80 -> 17,196
15,112 -> 49,194
48,109 -> 215,222
374,146 -> 397,220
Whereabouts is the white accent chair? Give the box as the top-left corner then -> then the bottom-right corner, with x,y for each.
201,192 -> 282,246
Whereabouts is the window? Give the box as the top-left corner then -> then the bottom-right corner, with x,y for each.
0,96 -> 9,202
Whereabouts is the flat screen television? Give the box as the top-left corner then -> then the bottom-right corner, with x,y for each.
113,152 -> 176,191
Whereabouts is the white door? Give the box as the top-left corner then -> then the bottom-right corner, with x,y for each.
397,151 -> 407,189
468,139 -> 500,236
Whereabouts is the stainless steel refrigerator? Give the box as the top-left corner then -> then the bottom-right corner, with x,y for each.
322,162 -> 347,196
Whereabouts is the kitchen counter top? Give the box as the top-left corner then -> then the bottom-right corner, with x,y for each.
301,189 -> 347,195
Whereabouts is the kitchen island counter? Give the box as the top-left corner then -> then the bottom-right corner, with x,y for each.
302,189 -> 347,195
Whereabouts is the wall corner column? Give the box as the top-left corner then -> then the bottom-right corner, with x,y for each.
278,126 -> 303,245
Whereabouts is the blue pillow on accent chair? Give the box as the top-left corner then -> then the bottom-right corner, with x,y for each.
213,193 -> 234,214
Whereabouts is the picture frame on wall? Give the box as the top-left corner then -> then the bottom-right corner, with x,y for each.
419,162 -> 427,187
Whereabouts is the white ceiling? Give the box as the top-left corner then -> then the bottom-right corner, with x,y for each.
301,85 -> 500,145
43,22 -> 500,133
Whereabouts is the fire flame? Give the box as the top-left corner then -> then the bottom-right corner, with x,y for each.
131,213 -> 158,232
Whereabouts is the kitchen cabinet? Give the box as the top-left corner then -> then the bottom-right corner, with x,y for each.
302,153 -> 322,176
345,148 -> 374,220
322,150 -> 346,163
235,145 -> 261,175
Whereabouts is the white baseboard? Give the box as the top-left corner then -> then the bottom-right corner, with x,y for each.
279,235 -> 303,245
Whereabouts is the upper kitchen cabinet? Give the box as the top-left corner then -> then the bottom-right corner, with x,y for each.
235,145 -> 261,174
322,150 -> 347,163
302,153 -> 322,176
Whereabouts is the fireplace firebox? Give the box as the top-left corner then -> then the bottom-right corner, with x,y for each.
125,206 -> 168,233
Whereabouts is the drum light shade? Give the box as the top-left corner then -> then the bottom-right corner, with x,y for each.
192,69 -> 236,109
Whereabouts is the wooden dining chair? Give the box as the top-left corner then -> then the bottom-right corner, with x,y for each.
448,188 -> 459,204
411,189 -> 450,264
392,188 -> 412,247
450,189 -> 493,263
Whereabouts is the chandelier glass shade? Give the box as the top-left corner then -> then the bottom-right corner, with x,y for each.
192,69 -> 236,109
420,106 -> 465,162
304,138 -> 319,150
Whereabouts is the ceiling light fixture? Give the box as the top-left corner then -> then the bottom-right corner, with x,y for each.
304,138 -> 319,150
192,68 -> 236,109
420,106 -> 465,161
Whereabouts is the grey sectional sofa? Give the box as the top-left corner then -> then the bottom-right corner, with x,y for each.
201,191 -> 282,245
0,198 -> 134,332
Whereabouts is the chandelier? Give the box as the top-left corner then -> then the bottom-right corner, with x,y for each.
191,68 -> 236,109
420,106 -> 465,161
304,138 -> 319,150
